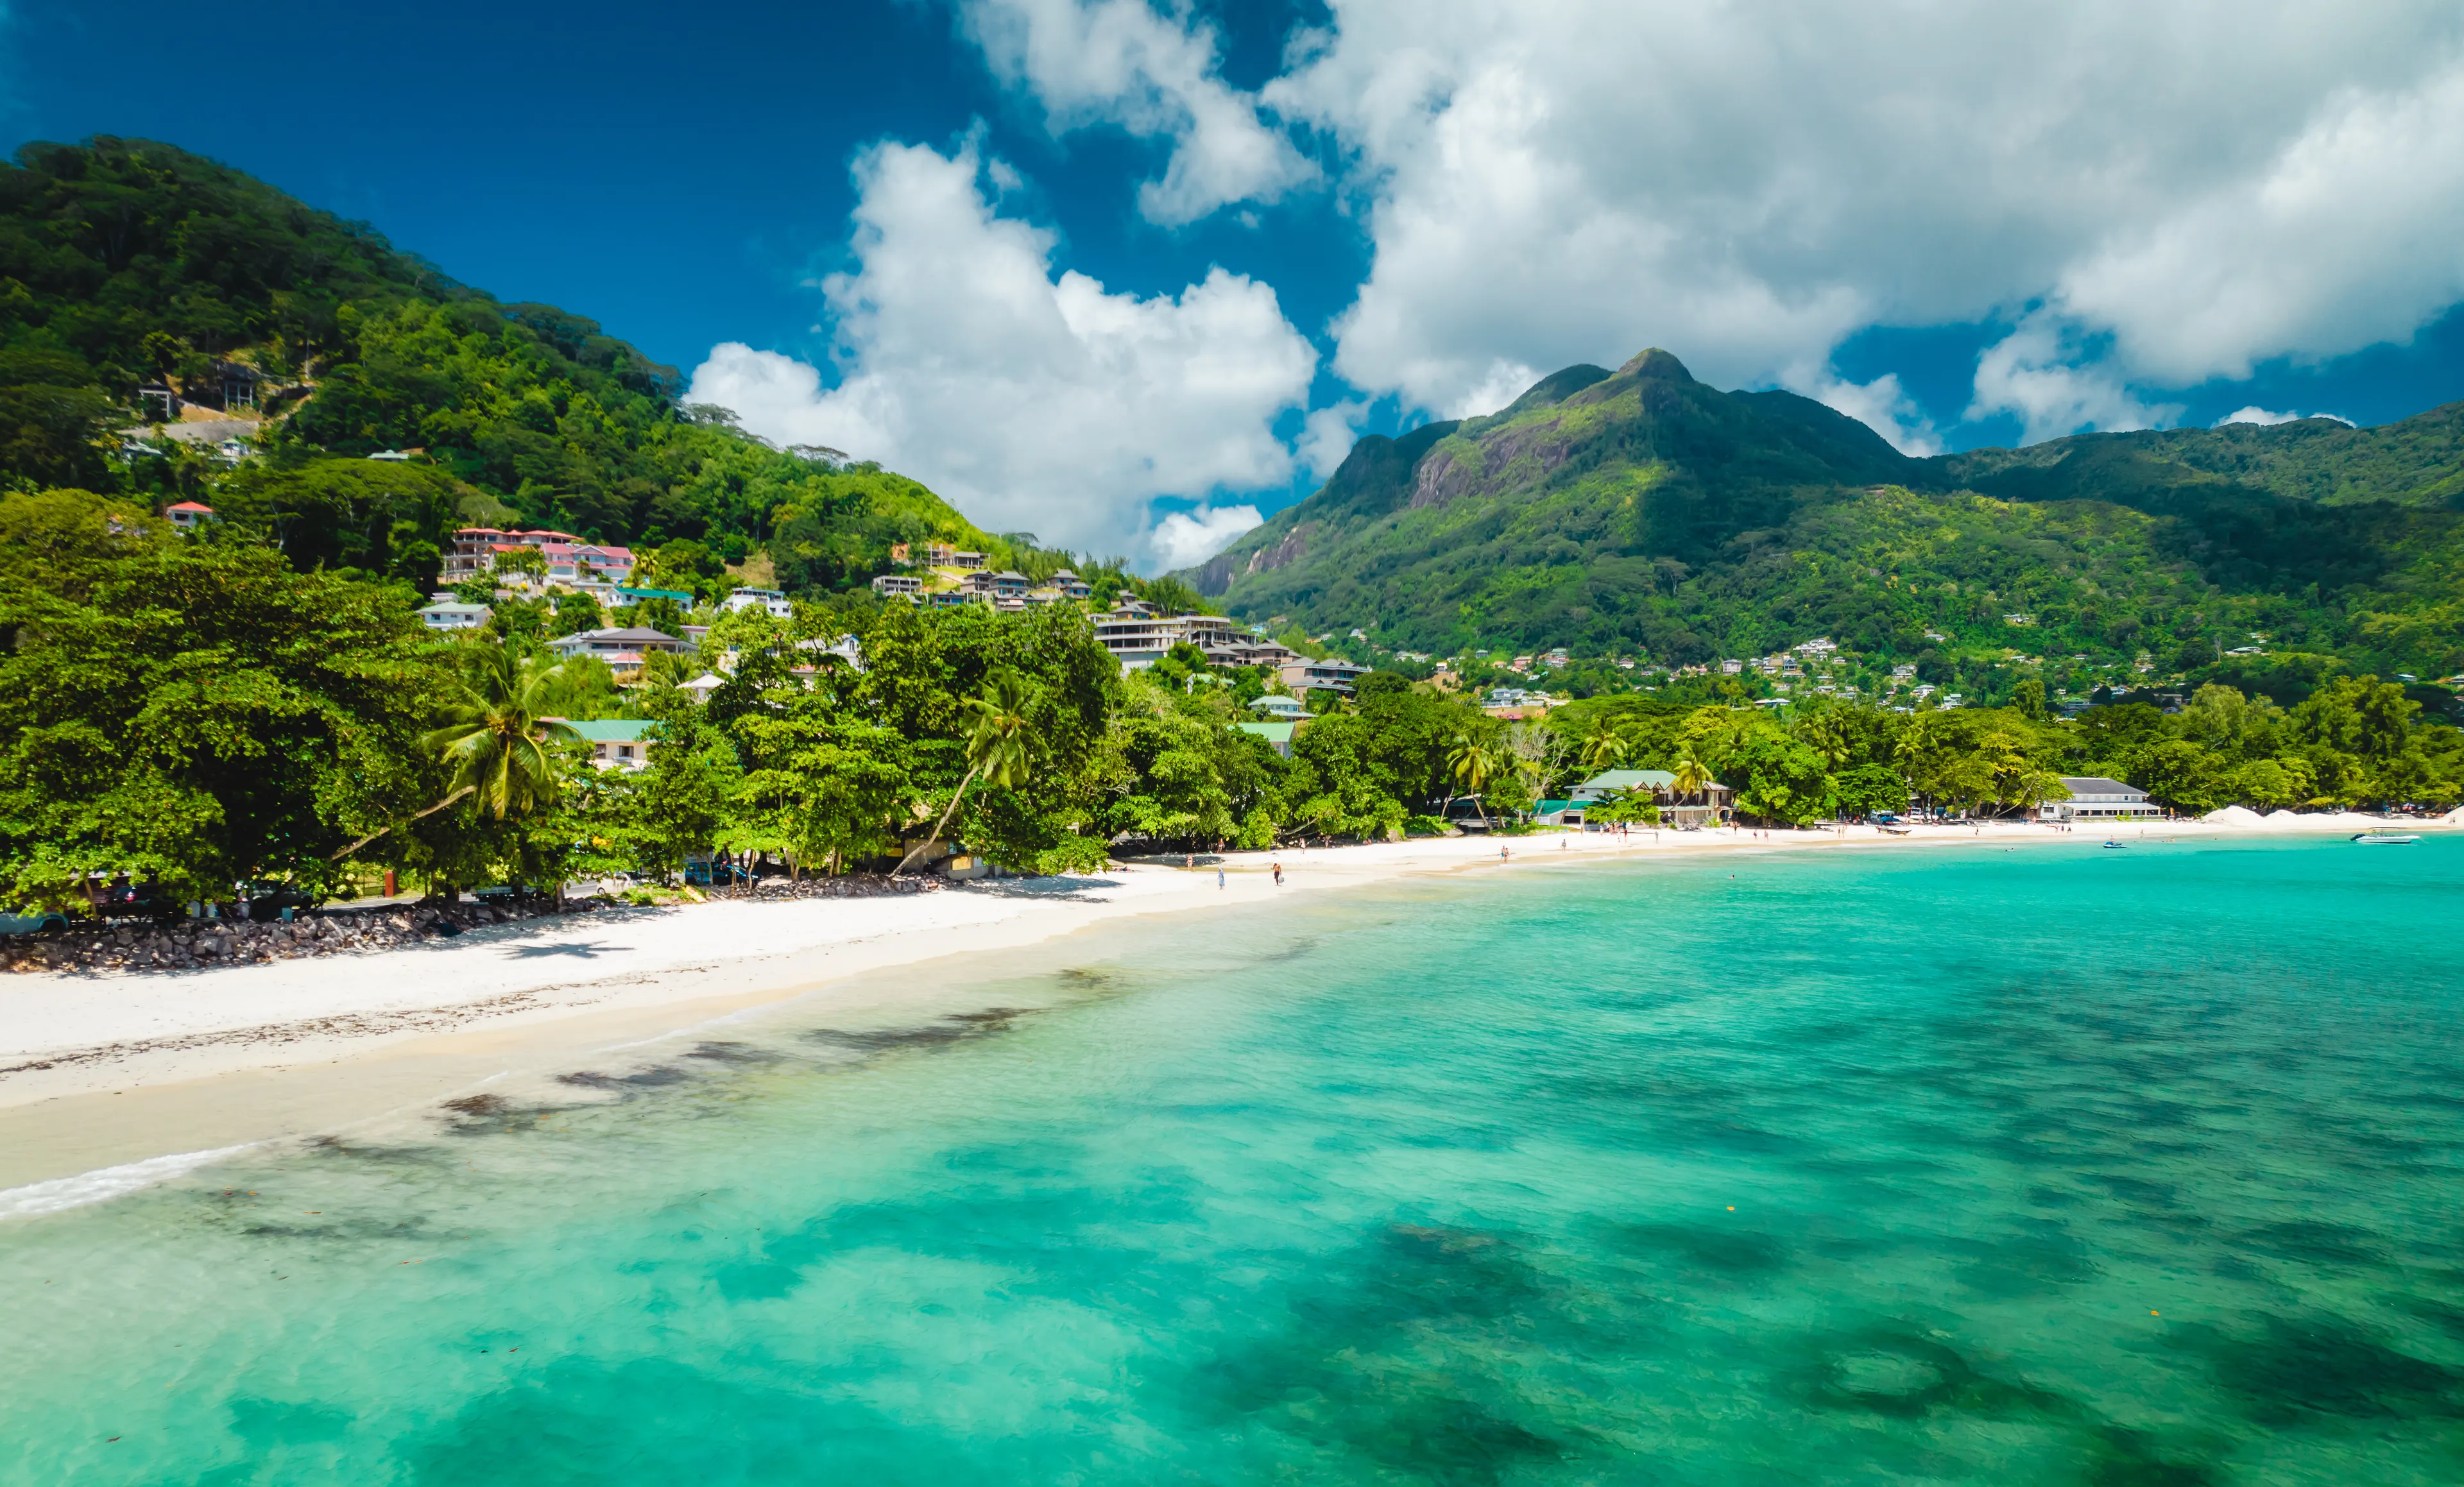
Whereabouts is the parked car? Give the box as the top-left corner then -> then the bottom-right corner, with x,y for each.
1,907 -> 70,938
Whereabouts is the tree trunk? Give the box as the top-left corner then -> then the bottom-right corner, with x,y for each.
894,765 -> 980,876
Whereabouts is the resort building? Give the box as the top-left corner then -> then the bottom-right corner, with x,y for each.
2039,777 -> 2164,824
1049,569 -> 1093,600
1571,769 -> 1734,828
1250,694 -> 1309,720
567,719 -> 656,771
1093,601 -> 1241,668
165,500 -> 215,531
871,574 -> 924,600
724,587 -> 794,618
443,527 -> 634,588
1278,656 -> 1371,695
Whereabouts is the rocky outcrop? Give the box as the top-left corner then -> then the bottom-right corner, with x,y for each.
1193,551 -> 1237,597
1247,520 -> 1316,575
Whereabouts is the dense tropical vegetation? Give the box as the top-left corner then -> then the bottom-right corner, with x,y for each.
0,136 -> 1002,594
6,486 -> 2459,913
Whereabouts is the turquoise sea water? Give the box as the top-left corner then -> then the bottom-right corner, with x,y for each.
4,837 -> 2461,1484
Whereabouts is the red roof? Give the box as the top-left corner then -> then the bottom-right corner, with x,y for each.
166,502 -> 214,513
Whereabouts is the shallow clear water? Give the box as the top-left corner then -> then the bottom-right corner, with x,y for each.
4,838 -> 2461,1484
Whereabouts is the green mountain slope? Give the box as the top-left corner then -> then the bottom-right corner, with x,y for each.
0,137 -> 991,591
1187,350 -> 2464,689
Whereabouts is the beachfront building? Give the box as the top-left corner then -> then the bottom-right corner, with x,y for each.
415,600 -> 491,631
2039,776 -> 2164,824
1571,769 -> 1734,827
724,587 -> 794,618
568,719 -> 656,771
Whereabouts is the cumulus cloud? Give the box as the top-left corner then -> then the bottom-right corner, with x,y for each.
1781,366 -> 1942,457
961,0 -> 1317,224
685,140 -> 1315,559
2218,407 -> 2354,427
1296,399 -> 1368,480
1149,502 -> 1262,568
973,2 -> 2464,434
1967,312 -> 2179,443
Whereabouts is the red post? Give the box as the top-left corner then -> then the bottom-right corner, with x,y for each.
382,869 -> 397,897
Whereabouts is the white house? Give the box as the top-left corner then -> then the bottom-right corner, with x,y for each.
567,719 -> 656,770
724,587 -> 794,618
2039,777 -> 2164,823
416,600 -> 491,631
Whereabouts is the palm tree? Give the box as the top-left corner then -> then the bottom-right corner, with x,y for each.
896,669 -> 1038,874
330,647 -> 581,862
1446,731 -> 1500,828
1670,749 -> 1713,820
422,647 -> 584,819
1580,727 -> 1636,772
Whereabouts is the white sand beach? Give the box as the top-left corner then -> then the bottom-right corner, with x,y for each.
1,814 -> 2448,1194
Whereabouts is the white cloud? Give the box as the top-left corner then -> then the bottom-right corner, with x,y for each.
1149,503 -> 1262,568
2218,406 -> 2354,427
1967,312 -> 2179,443
685,140 -> 1315,561
1444,358 -> 1543,421
1781,365 -> 1942,457
1296,399 -> 1367,480
961,0 -> 1317,225
971,2 -> 2464,434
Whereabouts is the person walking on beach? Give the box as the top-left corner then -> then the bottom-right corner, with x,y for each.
1271,861 -> 1282,887
1217,865 -> 1225,890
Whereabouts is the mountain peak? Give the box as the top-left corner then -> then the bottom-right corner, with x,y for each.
1617,348 -> 1695,382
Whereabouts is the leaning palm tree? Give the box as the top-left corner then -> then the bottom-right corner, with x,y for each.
895,669 -> 1038,874
1446,731 -> 1500,828
330,647 -> 581,861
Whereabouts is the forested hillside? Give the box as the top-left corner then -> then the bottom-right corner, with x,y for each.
1189,350 -> 2464,708
0,137 -> 991,593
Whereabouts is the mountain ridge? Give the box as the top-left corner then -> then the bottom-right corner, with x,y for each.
1181,350 -> 2464,690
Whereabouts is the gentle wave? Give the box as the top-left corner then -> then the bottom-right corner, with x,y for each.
0,1144 -> 255,1220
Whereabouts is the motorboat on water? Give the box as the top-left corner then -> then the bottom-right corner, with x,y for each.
2102,840 -> 2127,849
2352,829 -> 2422,844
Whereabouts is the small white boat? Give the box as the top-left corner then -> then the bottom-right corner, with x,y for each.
2352,829 -> 2421,844
2102,840 -> 2127,849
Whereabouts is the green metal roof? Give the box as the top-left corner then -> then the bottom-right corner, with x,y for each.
1232,720 -> 1296,744
565,718 -> 656,743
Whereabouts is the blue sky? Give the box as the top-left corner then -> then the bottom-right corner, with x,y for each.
11,1 -> 2464,564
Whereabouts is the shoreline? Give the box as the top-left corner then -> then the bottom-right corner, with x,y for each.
0,817 -> 2446,1198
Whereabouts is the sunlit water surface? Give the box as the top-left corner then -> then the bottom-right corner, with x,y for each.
4,837 -> 2461,1484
